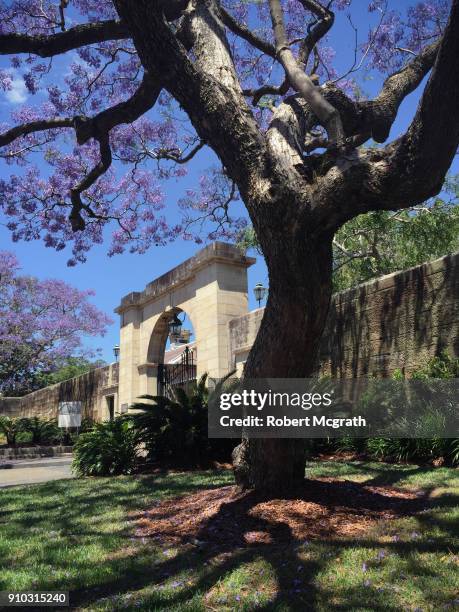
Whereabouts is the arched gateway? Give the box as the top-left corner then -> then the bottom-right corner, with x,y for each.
115,242 -> 255,411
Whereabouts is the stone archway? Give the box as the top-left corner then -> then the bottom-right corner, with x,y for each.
147,308 -> 178,365
115,242 -> 255,410
147,307 -> 197,397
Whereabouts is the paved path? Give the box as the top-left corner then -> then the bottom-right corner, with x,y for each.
0,455 -> 73,488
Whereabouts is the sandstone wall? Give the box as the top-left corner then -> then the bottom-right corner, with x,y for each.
229,252 -> 459,377
0,363 -> 119,421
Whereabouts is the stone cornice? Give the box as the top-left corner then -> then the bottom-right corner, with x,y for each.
115,241 -> 255,314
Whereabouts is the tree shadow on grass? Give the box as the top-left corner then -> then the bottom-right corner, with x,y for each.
67,477 -> 457,611
1,469 -> 457,610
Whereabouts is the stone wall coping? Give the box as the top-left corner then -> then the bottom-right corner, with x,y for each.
233,344 -> 255,355
115,241 -> 256,314
228,307 -> 265,328
331,251 -> 459,304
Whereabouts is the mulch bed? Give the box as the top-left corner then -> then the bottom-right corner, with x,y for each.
135,478 -> 427,548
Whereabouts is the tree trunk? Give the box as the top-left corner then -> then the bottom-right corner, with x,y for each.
233,232 -> 334,494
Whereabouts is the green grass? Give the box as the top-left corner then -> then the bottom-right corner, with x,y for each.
0,462 -> 457,611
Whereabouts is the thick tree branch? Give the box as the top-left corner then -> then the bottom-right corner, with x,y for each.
0,20 -> 129,57
218,6 -> 276,58
268,0 -> 344,149
183,1 -> 241,92
275,41 -> 440,156
312,0 -> 459,234
113,0 -> 268,201
0,72 -> 161,232
0,72 -> 161,148
389,0 -> 459,201
73,72 -> 161,144
361,40 -> 440,143
242,0 -> 331,106
69,134 -> 112,231
243,77 -> 290,106
0,119 -> 73,147
297,0 -> 334,69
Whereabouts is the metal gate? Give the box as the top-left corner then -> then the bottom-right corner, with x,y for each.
157,346 -> 197,398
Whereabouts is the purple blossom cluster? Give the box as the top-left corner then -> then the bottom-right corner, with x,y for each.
0,0 -> 451,263
178,168 -> 248,244
0,250 -> 112,392
365,0 -> 451,72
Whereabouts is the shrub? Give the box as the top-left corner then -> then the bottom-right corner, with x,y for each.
333,436 -> 366,454
365,437 -> 392,460
411,351 -> 459,380
365,437 -> 458,465
0,416 -> 22,446
313,352 -> 459,466
79,417 -> 96,433
19,417 -> 61,445
72,418 -> 139,476
384,353 -> 459,465
128,374 -> 236,467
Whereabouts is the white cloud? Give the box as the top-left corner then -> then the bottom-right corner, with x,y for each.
5,76 -> 27,104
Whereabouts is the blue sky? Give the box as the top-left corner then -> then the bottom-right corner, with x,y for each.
0,1 -> 457,363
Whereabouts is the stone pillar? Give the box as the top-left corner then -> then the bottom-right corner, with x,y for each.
193,258 -> 251,379
117,295 -> 142,411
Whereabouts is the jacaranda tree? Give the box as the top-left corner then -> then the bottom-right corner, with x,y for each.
0,0 -> 458,491
0,251 -> 111,395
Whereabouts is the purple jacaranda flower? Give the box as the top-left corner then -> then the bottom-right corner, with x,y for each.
170,581 -> 183,588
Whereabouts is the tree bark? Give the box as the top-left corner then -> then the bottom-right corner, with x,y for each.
233,230 -> 333,493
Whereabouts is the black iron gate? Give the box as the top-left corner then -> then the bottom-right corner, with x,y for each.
157,346 -> 197,398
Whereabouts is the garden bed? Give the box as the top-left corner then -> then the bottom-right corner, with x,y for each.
134,478 -> 425,548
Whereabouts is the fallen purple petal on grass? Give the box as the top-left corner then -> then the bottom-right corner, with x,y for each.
362,562 -> 367,572
170,581 -> 183,588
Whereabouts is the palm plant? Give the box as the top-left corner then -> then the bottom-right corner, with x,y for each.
128,373 -> 236,467
19,417 -> 61,445
72,418 -> 139,476
0,416 -> 23,446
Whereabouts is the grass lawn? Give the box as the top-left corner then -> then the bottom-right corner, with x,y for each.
0,461 -> 457,611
